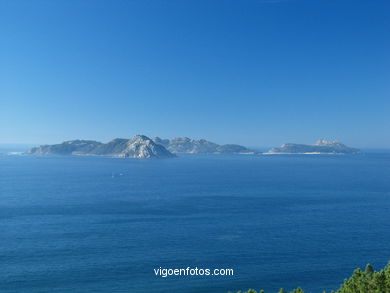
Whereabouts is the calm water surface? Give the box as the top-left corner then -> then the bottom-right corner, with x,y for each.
0,153 -> 389,293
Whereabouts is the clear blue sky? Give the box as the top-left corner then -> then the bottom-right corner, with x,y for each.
1,0 -> 389,148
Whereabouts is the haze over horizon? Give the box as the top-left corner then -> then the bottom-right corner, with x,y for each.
1,0 -> 389,148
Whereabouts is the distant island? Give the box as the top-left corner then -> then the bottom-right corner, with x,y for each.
265,139 -> 359,154
25,137 -> 359,158
25,135 -> 175,159
24,135 -> 256,159
152,137 -> 257,154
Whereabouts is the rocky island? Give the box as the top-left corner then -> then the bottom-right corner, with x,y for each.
25,135 -> 176,159
266,139 -> 359,154
152,136 -> 257,154
25,137 -> 359,158
25,135 -> 258,158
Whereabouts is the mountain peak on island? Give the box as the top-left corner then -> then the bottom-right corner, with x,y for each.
120,135 -> 175,158
131,134 -> 151,141
315,139 -> 342,146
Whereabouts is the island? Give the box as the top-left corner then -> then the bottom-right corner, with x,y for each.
25,135 -> 176,159
152,136 -> 257,154
265,139 -> 360,154
25,137 -> 359,158
25,135 -> 258,158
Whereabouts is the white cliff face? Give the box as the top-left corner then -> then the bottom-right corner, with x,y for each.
119,135 -> 175,158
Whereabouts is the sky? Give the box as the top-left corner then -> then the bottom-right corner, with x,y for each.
0,0 -> 389,148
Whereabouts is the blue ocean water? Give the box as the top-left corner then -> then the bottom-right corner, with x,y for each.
0,153 -> 389,293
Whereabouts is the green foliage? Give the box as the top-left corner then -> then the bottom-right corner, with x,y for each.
232,261 -> 390,293
335,262 -> 390,293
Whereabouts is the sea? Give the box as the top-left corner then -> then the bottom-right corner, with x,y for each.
0,150 -> 389,293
